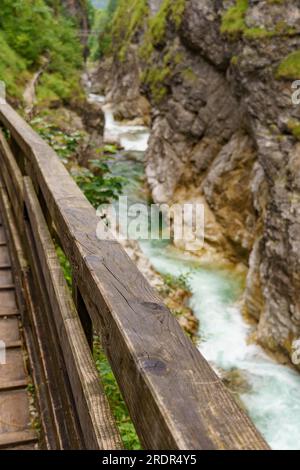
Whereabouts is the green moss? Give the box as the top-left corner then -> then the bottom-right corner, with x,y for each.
276,51 -> 300,80
110,0 -> 148,60
287,120 -> 300,140
221,0 -> 249,35
243,27 -> 274,39
139,0 -> 186,61
148,0 -> 185,44
141,66 -> 170,103
221,0 -> 288,40
181,68 -> 197,83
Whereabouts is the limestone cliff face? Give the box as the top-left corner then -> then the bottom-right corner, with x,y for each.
97,0 -> 300,362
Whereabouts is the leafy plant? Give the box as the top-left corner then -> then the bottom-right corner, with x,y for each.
31,117 -> 84,163
72,159 -> 125,208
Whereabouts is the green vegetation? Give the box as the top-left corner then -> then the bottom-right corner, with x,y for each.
181,67 -> 197,83
161,272 -> 191,292
221,0 -> 273,38
88,0 -> 120,59
32,115 -> 125,207
139,0 -> 185,61
110,0 -> 148,61
56,245 -> 72,289
138,0 -> 186,102
0,32 -> 29,99
31,116 -> 84,163
72,159 -> 125,208
0,0 -> 84,104
221,0 -> 249,35
221,0 -> 295,40
147,0 -> 186,45
276,51 -> 300,80
141,66 -> 170,103
94,338 -> 141,450
89,8 -> 111,59
287,119 -> 300,140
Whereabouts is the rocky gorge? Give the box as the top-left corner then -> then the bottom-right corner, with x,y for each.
91,0 -> 300,367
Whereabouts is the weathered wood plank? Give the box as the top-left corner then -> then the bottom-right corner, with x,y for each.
0,379 -> 28,392
0,429 -> 37,449
0,181 -> 56,449
0,389 -> 31,435
0,102 -> 269,450
24,177 -> 122,450
23,220 -> 84,450
0,318 -> 19,343
0,130 -> 24,228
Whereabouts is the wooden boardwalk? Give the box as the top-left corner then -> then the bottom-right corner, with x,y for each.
0,217 -> 37,449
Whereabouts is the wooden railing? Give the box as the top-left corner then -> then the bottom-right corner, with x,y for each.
0,102 -> 269,450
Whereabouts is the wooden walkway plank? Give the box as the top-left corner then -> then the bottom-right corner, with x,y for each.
0,214 -> 37,450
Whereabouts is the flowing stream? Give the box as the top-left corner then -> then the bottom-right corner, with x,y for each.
90,94 -> 300,450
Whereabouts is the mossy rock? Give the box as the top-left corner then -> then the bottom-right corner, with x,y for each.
221,0 -> 249,36
221,0 -> 284,40
287,119 -> 300,140
276,51 -> 300,80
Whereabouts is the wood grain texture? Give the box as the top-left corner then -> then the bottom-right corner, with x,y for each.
0,203 -> 37,450
0,103 -> 269,450
24,177 -> 122,450
0,181 -> 54,449
0,130 -> 24,229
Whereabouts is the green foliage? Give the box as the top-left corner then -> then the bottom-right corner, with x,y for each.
148,0 -> 185,45
139,0 -> 186,61
89,8 -> 110,59
162,272 -> 191,292
0,32 -> 29,99
221,0 -> 293,40
91,0 -> 122,58
55,245 -> 72,289
287,120 -> 300,140
110,0 -> 148,60
276,51 -> 300,80
93,337 -> 141,450
0,0 -> 84,103
72,159 -> 125,208
137,0 -> 186,102
141,66 -> 170,103
32,115 -> 124,209
31,116 -> 84,164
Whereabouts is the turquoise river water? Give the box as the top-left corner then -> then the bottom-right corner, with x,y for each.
91,96 -> 300,450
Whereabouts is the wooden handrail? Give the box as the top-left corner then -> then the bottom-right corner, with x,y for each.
0,102 -> 269,450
